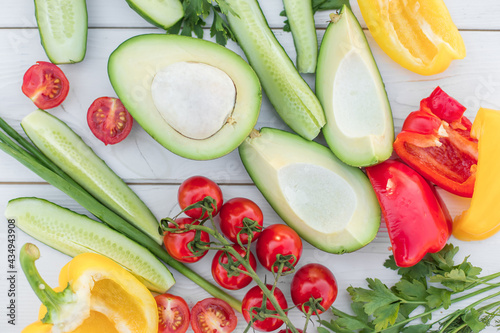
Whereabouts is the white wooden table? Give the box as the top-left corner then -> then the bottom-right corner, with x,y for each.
1,1 -> 500,332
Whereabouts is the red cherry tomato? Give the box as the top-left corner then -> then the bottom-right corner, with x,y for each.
22,61 -> 69,109
290,263 -> 338,315
211,245 -> 257,290
87,97 -> 134,145
155,293 -> 190,333
178,176 -> 223,219
219,197 -> 264,244
256,224 -> 302,272
190,298 -> 237,333
278,329 -> 303,333
163,217 -> 210,263
242,285 -> 288,332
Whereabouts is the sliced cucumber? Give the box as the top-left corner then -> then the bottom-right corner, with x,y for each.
225,0 -> 325,140
21,110 -> 162,245
125,0 -> 184,30
282,0 -> 318,73
239,128 -> 381,254
316,6 -> 394,167
34,0 -> 88,64
6,197 -> 174,293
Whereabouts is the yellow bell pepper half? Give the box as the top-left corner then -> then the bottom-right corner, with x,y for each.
453,108 -> 500,240
358,0 -> 466,76
20,243 -> 158,333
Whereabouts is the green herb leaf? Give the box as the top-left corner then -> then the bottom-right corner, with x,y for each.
312,0 -> 351,12
464,309 -> 487,333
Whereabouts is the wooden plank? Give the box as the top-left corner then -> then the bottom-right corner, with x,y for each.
1,0 -> 499,30
1,28 -> 499,183
1,183 -> 499,332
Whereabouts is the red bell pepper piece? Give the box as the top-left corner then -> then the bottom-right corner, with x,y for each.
393,87 -> 478,197
366,159 -> 452,267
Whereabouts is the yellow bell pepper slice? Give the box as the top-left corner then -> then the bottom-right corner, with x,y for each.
20,243 -> 158,333
453,108 -> 500,240
358,0 -> 466,76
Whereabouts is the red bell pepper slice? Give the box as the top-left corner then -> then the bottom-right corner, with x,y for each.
393,87 -> 478,197
366,159 -> 452,267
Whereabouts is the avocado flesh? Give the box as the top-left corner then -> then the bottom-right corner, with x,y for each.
316,6 -> 394,167
108,34 -> 262,160
239,128 -> 381,253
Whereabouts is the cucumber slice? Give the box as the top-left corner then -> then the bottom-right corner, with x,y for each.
316,6 -> 394,167
34,0 -> 88,64
6,197 -> 174,293
282,0 -> 318,73
125,0 -> 184,30
225,0 -> 325,140
21,110 -> 162,245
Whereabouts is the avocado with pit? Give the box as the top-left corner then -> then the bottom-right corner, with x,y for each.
239,127 -> 381,254
316,5 -> 394,167
108,34 -> 262,160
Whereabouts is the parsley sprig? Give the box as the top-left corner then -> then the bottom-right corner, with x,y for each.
319,244 -> 500,332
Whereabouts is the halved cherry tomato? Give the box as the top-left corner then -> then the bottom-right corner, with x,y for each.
22,61 -> 69,109
242,285 -> 288,332
190,298 -> 237,333
219,197 -> 263,244
87,97 -> 133,145
290,263 -> 338,315
163,217 -> 210,263
155,293 -> 190,333
211,245 -> 257,290
256,224 -> 302,273
178,176 -> 223,219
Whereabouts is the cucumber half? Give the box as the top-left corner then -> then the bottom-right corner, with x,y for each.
6,197 -> 175,293
125,0 -> 184,30
316,5 -> 394,167
34,0 -> 88,64
21,110 -> 162,245
239,128 -> 381,253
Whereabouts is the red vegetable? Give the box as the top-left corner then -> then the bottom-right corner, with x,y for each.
190,298 -> 237,333
242,285 -> 288,332
211,245 -> 257,290
87,97 -> 133,145
178,176 -> 223,219
393,87 -> 478,197
256,224 -> 302,273
163,217 -> 210,263
366,159 -> 452,267
155,293 -> 190,333
22,61 -> 69,109
219,197 -> 263,244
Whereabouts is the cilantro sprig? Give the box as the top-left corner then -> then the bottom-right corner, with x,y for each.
319,244 -> 500,333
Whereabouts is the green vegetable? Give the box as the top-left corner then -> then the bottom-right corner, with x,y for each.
239,128 -> 380,254
6,197 -> 174,293
225,0 -> 325,140
312,0 -> 350,12
281,0 -> 318,73
34,0 -> 88,64
316,6 -> 394,167
22,109 -> 162,244
0,115 -> 242,312
125,0 -> 184,30
320,244 -> 500,332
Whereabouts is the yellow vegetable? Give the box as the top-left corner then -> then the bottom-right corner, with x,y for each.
357,0 -> 466,76
20,243 -> 158,333
453,108 -> 500,240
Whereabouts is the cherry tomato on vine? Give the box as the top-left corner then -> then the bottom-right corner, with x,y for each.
219,197 -> 264,244
242,285 -> 288,332
22,61 -> 69,109
163,217 -> 209,263
87,97 -> 134,145
155,293 -> 190,333
278,329 -> 303,333
256,224 -> 302,272
190,298 -> 237,333
290,263 -> 338,315
211,245 -> 257,290
178,176 -> 223,219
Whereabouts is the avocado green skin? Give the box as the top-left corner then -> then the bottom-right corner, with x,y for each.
316,5 -> 394,167
125,0 -> 184,30
108,34 -> 262,160
239,127 -> 381,254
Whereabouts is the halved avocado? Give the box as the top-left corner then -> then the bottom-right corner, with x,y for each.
108,34 -> 262,160
239,128 -> 381,253
316,6 -> 394,167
